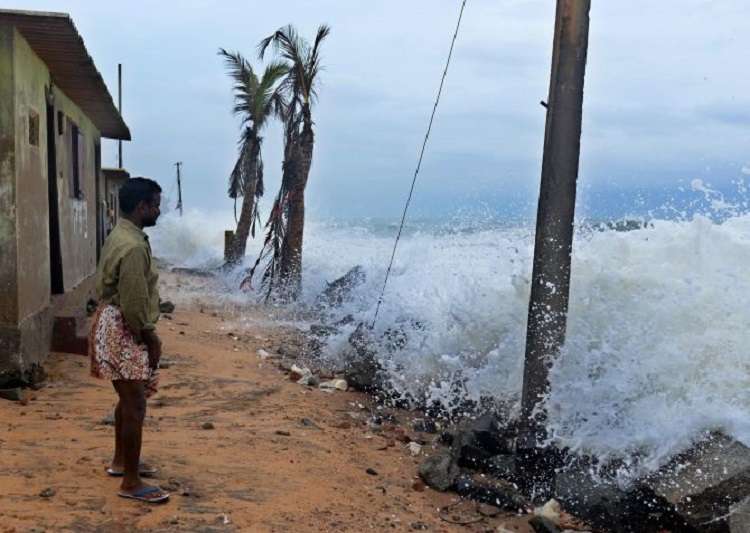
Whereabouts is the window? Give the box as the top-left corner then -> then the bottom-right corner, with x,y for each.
28,110 -> 39,146
67,119 -> 84,199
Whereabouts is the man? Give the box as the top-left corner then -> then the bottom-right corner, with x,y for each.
89,177 -> 169,503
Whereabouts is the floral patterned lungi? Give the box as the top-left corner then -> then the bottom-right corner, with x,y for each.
89,305 -> 159,396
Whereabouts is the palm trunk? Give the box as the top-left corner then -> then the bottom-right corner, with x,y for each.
279,105 -> 314,299
227,139 -> 260,263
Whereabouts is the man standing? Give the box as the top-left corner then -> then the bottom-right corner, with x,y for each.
89,177 -> 169,503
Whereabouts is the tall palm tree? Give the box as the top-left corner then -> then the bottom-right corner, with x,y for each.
247,24 -> 329,299
219,48 -> 287,263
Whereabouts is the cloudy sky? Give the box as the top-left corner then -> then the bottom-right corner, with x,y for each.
12,0 -> 750,219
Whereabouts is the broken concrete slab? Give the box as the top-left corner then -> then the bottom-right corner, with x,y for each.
730,497 -> 750,532
644,433 -> 750,530
556,467 -> 693,532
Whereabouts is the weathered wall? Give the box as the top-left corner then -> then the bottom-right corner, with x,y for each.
51,83 -> 100,293
0,23 -> 21,383
0,23 -> 17,327
13,28 -> 50,323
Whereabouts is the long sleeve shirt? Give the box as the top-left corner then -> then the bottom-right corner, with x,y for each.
96,218 -> 160,340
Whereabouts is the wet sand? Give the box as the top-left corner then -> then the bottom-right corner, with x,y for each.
0,274 -> 533,532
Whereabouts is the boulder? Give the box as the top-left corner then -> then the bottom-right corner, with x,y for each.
418,450 -> 461,491
643,433 -> 750,531
448,413 -> 513,470
555,467 -> 693,532
342,323 -> 382,391
315,266 -> 366,308
454,473 -> 527,511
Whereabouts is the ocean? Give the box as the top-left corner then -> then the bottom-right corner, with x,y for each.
147,179 -> 750,479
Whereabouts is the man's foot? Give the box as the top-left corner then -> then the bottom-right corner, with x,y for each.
118,483 -> 169,503
107,461 -> 159,477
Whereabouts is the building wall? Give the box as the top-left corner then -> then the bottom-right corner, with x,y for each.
13,27 -> 50,323
0,23 -> 17,328
0,28 -> 104,385
0,23 -> 21,382
51,82 -> 101,293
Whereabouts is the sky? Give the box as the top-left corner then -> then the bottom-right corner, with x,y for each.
10,0 -> 750,220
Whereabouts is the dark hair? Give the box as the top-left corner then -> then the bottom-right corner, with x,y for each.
119,177 -> 162,214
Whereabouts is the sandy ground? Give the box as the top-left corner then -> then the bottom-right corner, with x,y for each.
0,274 -> 534,532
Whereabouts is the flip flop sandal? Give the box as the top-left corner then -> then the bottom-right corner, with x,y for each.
118,486 -> 169,503
106,464 -> 159,477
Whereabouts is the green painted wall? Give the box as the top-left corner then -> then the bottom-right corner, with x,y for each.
13,27 -> 50,322
0,23 -> 17,327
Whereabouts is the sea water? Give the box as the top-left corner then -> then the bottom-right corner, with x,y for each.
146,181 -> 750,477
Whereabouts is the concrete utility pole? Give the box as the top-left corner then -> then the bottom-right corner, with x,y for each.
175,162 -> 183,216
117,63 -> 123,168
517,0 -> 591,489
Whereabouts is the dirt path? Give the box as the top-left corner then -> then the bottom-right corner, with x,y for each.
0,283 -> 532,532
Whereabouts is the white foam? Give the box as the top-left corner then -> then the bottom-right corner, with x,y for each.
146,205 -> 750,475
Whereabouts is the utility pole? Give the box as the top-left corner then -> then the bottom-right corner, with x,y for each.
175,162 -> 183,216
117,63 -> 123,168
517,0 -> 591,494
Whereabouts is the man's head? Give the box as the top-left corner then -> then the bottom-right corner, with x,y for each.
119,177 -> 162,228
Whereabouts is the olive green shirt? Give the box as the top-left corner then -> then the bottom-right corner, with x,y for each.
96,218 -> 160,339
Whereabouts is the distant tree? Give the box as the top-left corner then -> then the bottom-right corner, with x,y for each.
242,24 -> 329,300
219,48 -> 287,263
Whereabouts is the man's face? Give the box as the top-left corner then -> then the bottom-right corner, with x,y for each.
141,193 -> 161,227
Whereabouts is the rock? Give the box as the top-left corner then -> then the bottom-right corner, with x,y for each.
486,455 -> 516,481
408,442 -> 423,457
309,324 -> 341,338
277,358 -> 294,372
159,300 -> 176,314
0,387 -> 24,402
201,421 -> 215,430
556,466 -> 690,533
410,521 -> 429,530
319,379 -> 348,392
477,503 -> 502,517
299,418 -> 320,429
257,349 -> 278,360
450,413 -> 512,470
529,516 -> 561,533
100,413 -> 115,426
412,418 -> 439,434
534,499 -> 561,526
39,487 -> 55,498
275,430 -> 291,437
366,468 -> 378,476
418,450 -> 461,492
455,473 -> 527,511
643,433 -> 750,530
290,364 -> 310,382
315,265 -> 366,308
342,323 -> 382,391
730,496 -> 750,532
411,479 -> 426,492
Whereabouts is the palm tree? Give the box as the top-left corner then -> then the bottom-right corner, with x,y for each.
219,48 -> 287,263
248,24 -> 330,299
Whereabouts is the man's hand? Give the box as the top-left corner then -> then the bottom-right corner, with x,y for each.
142,330 -> 162,370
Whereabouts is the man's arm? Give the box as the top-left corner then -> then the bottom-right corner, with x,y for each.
118,247 -> 161,369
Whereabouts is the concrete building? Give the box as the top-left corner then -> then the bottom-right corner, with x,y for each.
0,9 -> 130,387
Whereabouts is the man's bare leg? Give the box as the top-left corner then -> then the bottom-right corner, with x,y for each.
111,380 -> 166,500
110,396 -> 124,471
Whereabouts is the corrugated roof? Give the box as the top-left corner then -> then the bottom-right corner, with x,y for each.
0,9 -> 131,140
